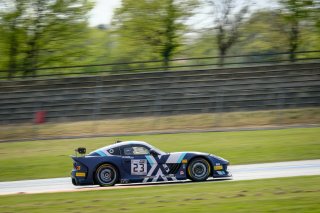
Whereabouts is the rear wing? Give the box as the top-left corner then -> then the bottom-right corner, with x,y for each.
73,147 -> 86,157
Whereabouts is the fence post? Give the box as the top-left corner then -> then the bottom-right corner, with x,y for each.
152,92 -> 162,130
276,87 -> 285,125
92,75 -> 103,135
215,85 -> 224,127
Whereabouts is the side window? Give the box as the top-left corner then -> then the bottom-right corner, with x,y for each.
133,146 -> 150,155
123,147 -> 134,156
122,146 -> 150,156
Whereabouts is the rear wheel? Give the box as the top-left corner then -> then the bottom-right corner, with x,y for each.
187,158 -> 211,181
95,164 -> 118,187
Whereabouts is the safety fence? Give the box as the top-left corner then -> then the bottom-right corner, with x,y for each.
0,50 -> 320,80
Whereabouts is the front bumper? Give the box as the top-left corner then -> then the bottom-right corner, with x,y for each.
212,164 -> 232,178
213,172 -> 232,178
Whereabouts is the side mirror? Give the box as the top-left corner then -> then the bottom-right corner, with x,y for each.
149,149 -> 158,156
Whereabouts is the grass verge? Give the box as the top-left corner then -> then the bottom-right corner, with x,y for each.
0,127 -> 319,181
0,176 -> 319,213
1,107 -> 319,141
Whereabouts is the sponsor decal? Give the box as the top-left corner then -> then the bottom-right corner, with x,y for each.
180,170 -> 184,175
163,164 -> 170,173
217,171 -> 225,175
121,179 -> 129,184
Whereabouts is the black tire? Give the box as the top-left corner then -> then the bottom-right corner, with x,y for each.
187,158 -> 211,181
95,164 -> 118,187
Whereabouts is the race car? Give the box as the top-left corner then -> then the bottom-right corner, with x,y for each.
71,141 -> 231,186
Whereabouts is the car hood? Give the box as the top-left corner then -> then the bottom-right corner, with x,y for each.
169,151 -> 209,155
168,151 -> 229,164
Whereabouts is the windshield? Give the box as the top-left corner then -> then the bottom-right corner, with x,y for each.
148,144 -> 166,155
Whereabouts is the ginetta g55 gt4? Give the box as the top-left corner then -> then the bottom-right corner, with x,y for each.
71,141 -> 231,186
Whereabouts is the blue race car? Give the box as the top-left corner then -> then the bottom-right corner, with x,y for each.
71,141 -> 231,186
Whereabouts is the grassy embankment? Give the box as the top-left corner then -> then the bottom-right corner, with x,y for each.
0,176 -> 319,212
0,127 -> 319,181
1,107 -> 319,141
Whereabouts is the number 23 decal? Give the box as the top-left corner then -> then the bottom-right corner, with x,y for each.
133,163 -> 144,172
131,159 -> 147,175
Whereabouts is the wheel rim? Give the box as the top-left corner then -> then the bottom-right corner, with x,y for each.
98,166 -> 116,184
188,158 -> 211,181
192,162 -> 208,178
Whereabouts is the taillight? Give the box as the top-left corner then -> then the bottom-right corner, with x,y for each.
73,162 -> 81,170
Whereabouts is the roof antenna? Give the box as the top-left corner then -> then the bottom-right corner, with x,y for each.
116,140 -> 122,143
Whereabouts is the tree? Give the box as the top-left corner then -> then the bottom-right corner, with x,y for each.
206,0 -> 248,66
112,0 -> 198,67
185,8 -> 320,63
0,0 -> 93,78
237,11 -> 288,54
83,25 -> 115,65
0,0 -> 26,78
279,0 -> 314,61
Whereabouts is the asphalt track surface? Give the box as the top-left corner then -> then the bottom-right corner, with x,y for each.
1,159 -> 319,196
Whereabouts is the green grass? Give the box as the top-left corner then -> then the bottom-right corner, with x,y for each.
0,127 -> 319,181
0,176 -> 319,212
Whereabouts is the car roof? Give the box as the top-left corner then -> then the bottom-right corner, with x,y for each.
99,141 -> 150,150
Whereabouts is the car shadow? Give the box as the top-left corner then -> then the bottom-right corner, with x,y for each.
117,177 -> 232,187
75,177 -> 232,190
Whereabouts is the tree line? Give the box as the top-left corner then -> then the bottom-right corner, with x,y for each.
0,0 -> 319,78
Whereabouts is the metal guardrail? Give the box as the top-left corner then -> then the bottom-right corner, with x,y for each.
0,62 -> 319,124
0,50 -> 320,80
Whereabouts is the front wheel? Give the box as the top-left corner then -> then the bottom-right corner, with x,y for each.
95,164 -> 118,186
187,158 -> 211,181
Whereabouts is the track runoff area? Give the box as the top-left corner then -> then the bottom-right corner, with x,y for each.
0,159 -> 319,195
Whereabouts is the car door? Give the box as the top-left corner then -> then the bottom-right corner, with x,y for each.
145,152 -> 172,182
120,144 -> 150,181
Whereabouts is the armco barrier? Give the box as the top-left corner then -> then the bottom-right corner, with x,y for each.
0,62 -> 319,123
